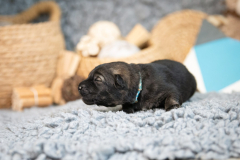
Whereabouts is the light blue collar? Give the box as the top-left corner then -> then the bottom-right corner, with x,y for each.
132,72 -> 142,104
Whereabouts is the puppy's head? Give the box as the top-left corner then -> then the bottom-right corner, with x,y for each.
78,62 -> 137,107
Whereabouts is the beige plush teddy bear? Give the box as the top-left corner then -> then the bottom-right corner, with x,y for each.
76,21 -> 122,57
76,35 -> 100,57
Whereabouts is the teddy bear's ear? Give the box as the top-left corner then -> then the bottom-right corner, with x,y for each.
114,74 -> 126,89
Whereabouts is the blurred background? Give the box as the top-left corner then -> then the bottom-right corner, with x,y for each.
1,0 -> 240,110
1,2 -> 240,160
0,0 -> 225,50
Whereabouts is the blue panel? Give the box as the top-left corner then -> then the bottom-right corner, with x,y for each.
195,38 -> 240,92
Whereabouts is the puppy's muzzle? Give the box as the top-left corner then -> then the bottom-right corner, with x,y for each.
78,84 -> 89,96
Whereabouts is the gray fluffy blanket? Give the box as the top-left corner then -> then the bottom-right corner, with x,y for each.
0,92 -> 240,160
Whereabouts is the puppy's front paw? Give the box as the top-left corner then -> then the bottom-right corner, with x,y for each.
122,108 -> 135,113
122,104 -> 136,113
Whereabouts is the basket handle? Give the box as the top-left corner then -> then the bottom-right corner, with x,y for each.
0,1 -> 61,24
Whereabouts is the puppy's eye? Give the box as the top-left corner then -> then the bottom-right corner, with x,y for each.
94,76 -> 102,82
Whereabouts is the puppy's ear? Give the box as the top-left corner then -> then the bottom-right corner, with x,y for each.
114,74 -> 126,89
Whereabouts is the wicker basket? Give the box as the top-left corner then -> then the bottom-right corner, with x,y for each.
0,1 -> 65,108
150,10 -> 207,62
77,10 -> 207,79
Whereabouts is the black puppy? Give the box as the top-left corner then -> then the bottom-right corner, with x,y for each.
78,60 -> 196,113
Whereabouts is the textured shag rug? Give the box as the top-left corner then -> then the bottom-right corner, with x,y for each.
0,92 -> 240,160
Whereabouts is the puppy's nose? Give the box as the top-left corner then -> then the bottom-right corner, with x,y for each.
78,84 -> 89,95
78,84 -> 86,90
78,85 -> 82,90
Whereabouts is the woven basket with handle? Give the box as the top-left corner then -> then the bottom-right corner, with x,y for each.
77,10 -> 207,79
0,1 -> 65,108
